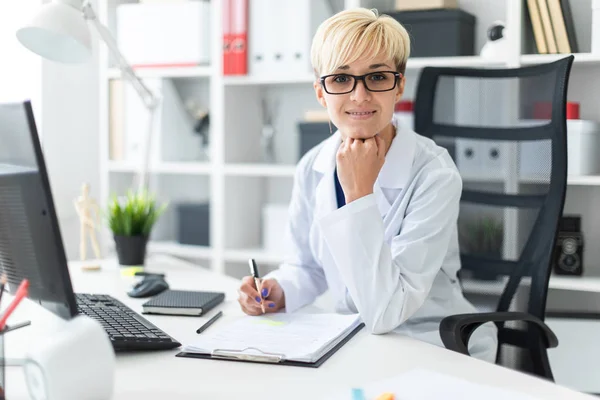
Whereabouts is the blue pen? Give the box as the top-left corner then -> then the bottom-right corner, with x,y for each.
352,388 -> 366,400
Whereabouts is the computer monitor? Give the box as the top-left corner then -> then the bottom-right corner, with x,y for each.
0,100 -> 78,320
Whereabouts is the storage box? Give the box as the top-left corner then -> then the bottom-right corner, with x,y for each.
395,0 -> 457,11
566,120 -> 600,175
117,1 -> 211,67
176,202 -> 210,246
297,122 -> 335,159
387,9 -> 475,57
519,120 -> 600,177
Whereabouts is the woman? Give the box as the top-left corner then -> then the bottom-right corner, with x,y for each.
237,7 -> 497,362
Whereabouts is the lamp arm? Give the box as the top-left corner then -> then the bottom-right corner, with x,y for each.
136,101 -> 160,191
81,1 -> 158,191
81,2 -> 157,109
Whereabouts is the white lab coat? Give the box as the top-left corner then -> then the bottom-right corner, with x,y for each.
265,121 -> 498,363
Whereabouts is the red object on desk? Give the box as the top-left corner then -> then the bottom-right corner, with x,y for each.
0,279 -> 29,331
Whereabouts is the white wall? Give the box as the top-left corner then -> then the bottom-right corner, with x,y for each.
40,0 -> 100,261
0,1 -> 42,118
0,0 -> 99,261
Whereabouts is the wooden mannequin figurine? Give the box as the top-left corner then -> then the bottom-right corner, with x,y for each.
74,183 -> 102,270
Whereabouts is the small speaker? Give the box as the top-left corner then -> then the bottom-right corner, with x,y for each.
552,215 -> 584,276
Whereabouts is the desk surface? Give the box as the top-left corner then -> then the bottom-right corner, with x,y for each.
4,256 -> 595,400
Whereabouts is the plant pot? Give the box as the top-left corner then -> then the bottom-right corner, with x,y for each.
113,235 -> 148,266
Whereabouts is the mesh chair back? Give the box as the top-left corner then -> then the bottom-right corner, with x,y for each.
414,56 -> 574,366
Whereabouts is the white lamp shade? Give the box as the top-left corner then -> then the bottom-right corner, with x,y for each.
16,1 -> 92,64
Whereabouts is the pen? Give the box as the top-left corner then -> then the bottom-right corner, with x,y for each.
0,279 -> 29,330
196,311 -> 223,334
248,259 -> 265,314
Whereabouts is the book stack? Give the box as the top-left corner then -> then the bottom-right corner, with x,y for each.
525,0 -> 578,54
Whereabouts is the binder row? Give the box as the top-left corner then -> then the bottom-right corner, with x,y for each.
526,0 -> 578,54
222,0 -> 332,76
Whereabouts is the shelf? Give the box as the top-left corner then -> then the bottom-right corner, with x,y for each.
567,175 -> 600,186
224,248 -> 283,265
460,278 -> 507,296
461,275 -> 600,297
223,74 -> 315,86
406,56 -> 505,69
107,66 -> 212,79
222,57 -> 501,84
147,241 -> 213,259
154,161 -> 212,175
458,174 -> 600,186
548,275 -> 600,293
224,163 -> 296,177
107,161 -> 141,173
107,161 -> 211,175
520,53 -> 600,66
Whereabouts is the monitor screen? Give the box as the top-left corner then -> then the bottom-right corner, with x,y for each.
0,100 -> 78,320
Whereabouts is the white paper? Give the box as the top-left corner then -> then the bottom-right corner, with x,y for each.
184,313 -> 361,362
328,368 -> 541,400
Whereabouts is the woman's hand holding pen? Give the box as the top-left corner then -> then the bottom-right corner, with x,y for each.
336,135 -> 386,204
238,277 -> 285,316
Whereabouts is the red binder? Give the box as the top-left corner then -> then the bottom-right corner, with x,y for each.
222,0 -> 233,75
230,0 -> 248,75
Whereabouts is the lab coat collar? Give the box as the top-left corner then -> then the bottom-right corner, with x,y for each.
313,131 -> 341,174
378,124 -> 416,189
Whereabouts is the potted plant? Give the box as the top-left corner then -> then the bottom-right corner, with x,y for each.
459,215 -> 504,280
105,190 -> 167,266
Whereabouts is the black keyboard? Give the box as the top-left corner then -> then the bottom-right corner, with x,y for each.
75,293 -> 181,351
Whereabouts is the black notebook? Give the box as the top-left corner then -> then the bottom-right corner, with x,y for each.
141,290 -> 225,316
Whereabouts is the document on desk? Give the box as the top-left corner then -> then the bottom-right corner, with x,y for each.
328,368 -> 540,400
182,313 -> 362,364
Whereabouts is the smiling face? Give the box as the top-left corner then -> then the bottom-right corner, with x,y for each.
309,8 -> 411,142
314,56 -> 405,140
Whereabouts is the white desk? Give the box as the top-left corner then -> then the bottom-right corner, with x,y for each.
3,255 -> 595,400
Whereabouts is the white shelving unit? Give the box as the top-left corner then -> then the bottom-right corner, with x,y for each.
107,66 -> 213,79
98,0 -> 600,279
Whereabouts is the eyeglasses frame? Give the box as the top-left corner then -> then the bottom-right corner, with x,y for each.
319,71 -> 402,95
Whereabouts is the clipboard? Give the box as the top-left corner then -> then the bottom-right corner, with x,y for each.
175,322 -> 364,368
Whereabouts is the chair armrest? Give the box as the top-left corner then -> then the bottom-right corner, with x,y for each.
439,311 -> 558,356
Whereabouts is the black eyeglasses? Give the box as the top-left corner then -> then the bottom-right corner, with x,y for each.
320,71 -> 401,95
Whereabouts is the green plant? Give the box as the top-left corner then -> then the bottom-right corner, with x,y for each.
459,216 -> 504,256
105,190 -> 167,237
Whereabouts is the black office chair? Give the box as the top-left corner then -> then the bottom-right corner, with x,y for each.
413,55 -> 574,380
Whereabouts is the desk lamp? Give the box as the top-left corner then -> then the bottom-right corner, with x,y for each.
16,0 -> 159,192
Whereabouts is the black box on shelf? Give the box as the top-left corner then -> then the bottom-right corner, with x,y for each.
386,9 -> 476,57
176,202 -> 210,246
298,122 -> 335,160
552,215 -> 584,276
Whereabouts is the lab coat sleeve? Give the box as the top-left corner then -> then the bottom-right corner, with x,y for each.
319,166 -> 462,334
264,166 -> 328,313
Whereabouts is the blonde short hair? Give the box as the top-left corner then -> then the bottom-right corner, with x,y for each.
311,8 -> 410,77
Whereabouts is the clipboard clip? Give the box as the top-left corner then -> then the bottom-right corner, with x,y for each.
211,347 -> 285,364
